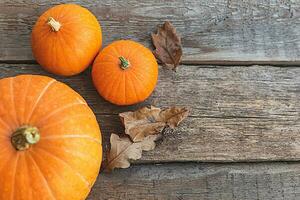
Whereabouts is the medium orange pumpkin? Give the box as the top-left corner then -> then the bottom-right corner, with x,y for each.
0,75 -> 102,200
92,40 -> 158,105
31,4 -> 102,76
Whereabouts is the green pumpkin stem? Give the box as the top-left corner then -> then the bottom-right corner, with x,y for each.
11,126 -> 40,151
119,57 -> 130,70
47,17 -> 61,32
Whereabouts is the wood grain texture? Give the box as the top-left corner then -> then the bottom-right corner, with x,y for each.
89,162 -> 300,200
0,0 -> 299,64
0,63 -> 299,162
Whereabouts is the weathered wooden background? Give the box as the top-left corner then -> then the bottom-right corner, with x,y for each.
0,0 -> 299,199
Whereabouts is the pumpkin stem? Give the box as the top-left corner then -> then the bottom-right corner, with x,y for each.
11,126 -> 40,151
47,17 -> 61,32
119,57 -> 130,70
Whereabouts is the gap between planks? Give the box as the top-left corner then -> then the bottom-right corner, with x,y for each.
1,60 -> 300,67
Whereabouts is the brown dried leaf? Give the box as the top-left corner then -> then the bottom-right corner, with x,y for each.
120,106 -> 189,142
159,106 -> 190,128
152,21 -> 183,71
105,134 -> 159,171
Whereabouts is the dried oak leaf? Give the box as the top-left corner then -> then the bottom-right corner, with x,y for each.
119,106 -> 189,142
152,21 -> 183,71
105,134 -> 160,171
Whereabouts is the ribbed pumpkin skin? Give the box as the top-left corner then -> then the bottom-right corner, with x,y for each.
92,40 -> 158,105
31,4 -> 102,76
0,75 -> 102,200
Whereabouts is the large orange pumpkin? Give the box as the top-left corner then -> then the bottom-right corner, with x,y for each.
31,4 -> 102,76
0,75 -> 102,200
92,40 -> 158,105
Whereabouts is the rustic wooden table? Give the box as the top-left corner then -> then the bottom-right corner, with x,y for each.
1,0 -> 300,199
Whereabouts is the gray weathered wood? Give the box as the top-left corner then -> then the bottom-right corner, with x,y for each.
2,1 -> 300,199
0,63 -> 299,162
0,0 -> 299,64
89,162 -> 300,200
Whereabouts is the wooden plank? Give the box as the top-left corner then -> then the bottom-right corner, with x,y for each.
0,63 -> 299,162
0,0 -> 299,64
89,162 -> 300,200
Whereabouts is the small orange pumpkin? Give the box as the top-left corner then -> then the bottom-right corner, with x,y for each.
31,4 -> 102,76
92,40 -> 158,105
0,75 -> 102,199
